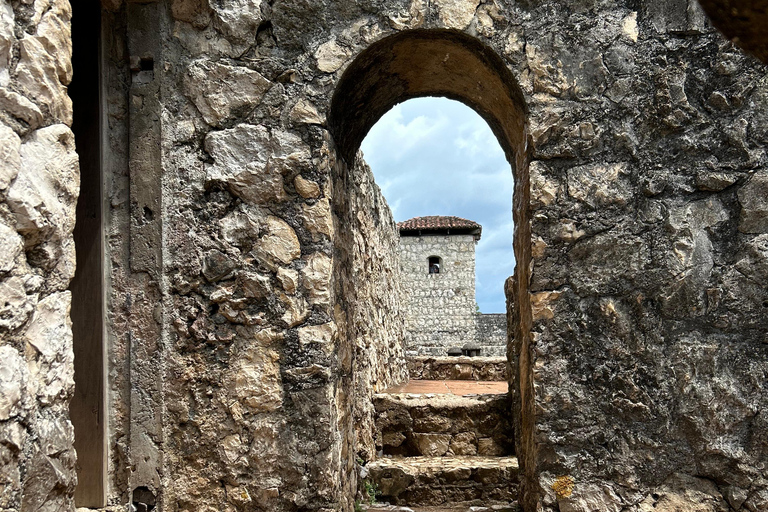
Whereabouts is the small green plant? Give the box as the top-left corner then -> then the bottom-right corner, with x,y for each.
354,500 -> 364,512
363,480 -> 379,504
356,455 -> 365,466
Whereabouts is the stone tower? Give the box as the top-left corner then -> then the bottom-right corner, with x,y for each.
398,216 -> 482,355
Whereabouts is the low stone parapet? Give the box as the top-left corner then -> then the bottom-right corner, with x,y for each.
407,356 -> 508,381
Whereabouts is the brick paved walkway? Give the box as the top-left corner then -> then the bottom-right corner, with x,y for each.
383,380 -> 507,395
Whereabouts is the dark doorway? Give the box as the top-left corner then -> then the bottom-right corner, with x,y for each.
69,0 -> 105,506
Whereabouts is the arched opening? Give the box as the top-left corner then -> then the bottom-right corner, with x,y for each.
329,29 -> 535,510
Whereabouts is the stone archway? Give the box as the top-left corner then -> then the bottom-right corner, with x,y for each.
327,28 -> 537,510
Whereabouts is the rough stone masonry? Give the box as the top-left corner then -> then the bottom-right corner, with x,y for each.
0,1 -> 767,512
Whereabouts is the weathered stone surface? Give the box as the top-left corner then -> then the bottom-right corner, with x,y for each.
301,198 -> 334,239
0,122 -> 20,189
0,220 -> 23,274
0,87 -> 44,129
637,474 -> 730,512
24,291 -> 74,403
290,99 -> 324,125
184,60 -> 272,126
294,174 -> 321,199
0,276 -> 32,331
737,171 -> 768,233
367,456 -> 519,506
0,345 -> 24,419
205,124 -> 311,204
8,1 -> 768,511
255,216 -> 301,268
8,124 -> 79,247
15,36 -> 72,125
209,0 -> 262,42
227,345 -> 283,412
567,163 -> 630,208
301,251 -> 332,303
0,0 -> 12,87
434,0 -> 481,30
315,39 -> 350,73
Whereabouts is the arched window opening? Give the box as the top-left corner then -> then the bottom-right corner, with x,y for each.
428,256 -> 442,274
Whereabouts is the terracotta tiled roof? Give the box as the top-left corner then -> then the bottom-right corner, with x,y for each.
397,216 -> 482,238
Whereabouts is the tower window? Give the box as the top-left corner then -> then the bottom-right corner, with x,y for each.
428,256 -> 442,274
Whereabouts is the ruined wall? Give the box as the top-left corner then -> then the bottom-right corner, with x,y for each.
399,234 -> 478,355
520,2 -> 768,510
332,154 -> 408,462
0,0 -> 79,509
4,0 -> 768,511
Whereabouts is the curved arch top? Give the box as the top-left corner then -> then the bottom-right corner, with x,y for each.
328,29 -> 529,165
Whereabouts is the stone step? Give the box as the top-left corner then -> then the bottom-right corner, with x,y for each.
365,503 -> 519,512
366,456 -> 519,506
407,357 -> 508,381
374,393 -> 513,457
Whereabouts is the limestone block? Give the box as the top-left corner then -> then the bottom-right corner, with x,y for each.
171,0 -> 211,28
8,124 -> 79,250
0,345 -> 24,419
301,198 -> 334,239
434,0 -> 481,30
738,172 -> 768,233
229,346 -> 282,412
638,473 -> 730,512
530,161 -> 559,207
567,162 -> 630,207
621,11 -> 638,42
0,220 -> 22,274
556,481 -> 622,512
0,0 -> 13,87
412,433 -> 451,456
238,271 -> 271,299
276,267 -> 298,294
210,0 -> 262,42
294,175 -> 321,199
0,122 -> 20,190
184,60 -> 272,127
298,322 -> 335,355
0,277 -> 32,331
290,99 -> 324,126
36,1 -> 73,85
24,291 -> 74,403
254,216 -> 300,268
205,124 -> 311,204
0,87 -> 44,129
15,36 -> 72,125
301,252 -> 332,304
735,234 -> 768,281
695,172 -> 736,191
279,292 -> 309,327
219,204 -> 261,248
450,431 -> 477,455
315,39 -> 350,73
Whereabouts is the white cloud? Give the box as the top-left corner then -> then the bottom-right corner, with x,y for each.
361,97 -> 516,313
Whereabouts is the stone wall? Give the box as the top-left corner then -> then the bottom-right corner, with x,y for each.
4,0 -> 768,511
475,313 -> 506,356
332,154 -> 408,462
399,234 -> 478,355
0,0 -> 79,509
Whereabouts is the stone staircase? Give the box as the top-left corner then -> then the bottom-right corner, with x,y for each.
364,358 -> 518,511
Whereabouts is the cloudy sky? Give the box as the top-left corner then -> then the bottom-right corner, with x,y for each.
360,97 -> 515,313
